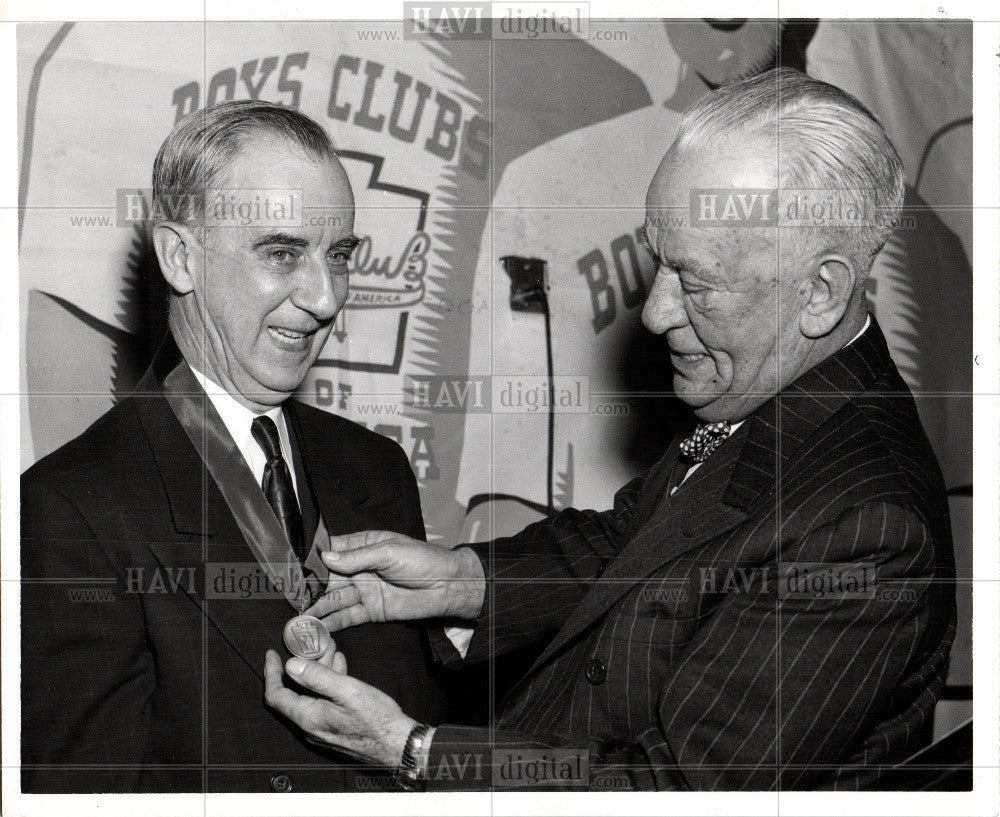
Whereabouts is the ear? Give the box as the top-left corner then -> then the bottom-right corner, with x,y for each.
799,255 -> 856,339
153,222 -> 200,295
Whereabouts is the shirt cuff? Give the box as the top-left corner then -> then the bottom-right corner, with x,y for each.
443,625 -> 474,658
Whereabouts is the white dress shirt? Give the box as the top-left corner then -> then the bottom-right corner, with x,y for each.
189,366 -> 300,504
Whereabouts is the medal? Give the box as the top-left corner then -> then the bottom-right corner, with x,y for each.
283,614 -> 331,660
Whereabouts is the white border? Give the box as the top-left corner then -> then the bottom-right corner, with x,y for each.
2,2 -> 996,816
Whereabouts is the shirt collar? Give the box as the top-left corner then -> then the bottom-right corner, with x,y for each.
188,366 -> 284,444
849,313 -> 872,347
708,315 -> 870,437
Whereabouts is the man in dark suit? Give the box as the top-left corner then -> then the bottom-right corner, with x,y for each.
264,69 -> 956,790
20,100 -> 450,792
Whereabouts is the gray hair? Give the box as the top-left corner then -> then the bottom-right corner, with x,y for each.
673,67 -> 905,267
152,99 -> 337,226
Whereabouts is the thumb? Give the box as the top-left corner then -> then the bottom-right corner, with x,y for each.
286,656 -> 355,700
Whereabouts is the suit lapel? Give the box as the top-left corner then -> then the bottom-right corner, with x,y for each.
285,401 -> 373,535
526,317 -> 897,674
161,362 -> 312,612
135,404 -> 283,676
530,427 -> 752,669
622,420 -> 694,539
133,336 -> 308,677
146,541 -> 285,677
133,338 -> 220,538
285,412 -> 320,552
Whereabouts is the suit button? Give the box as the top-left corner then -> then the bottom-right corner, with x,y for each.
584,658 -> 606,685
270,773 -> 292,792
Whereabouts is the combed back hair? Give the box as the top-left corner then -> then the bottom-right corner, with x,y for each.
673,67 -> 905,268
152,99 -> 337,225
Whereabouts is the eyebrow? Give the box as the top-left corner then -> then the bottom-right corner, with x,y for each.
333,235 -> 362,252
252,233 -> 310,250
639,222 -> 718,279
636,232 -> 700,272
251,233 -> 362,252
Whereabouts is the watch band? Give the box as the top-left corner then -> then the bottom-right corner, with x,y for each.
394,722 -> 433,791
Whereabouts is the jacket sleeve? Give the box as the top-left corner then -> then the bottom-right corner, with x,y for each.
423,501 -> 949,790
429,473 -> 646,666
20,476 -> 156,793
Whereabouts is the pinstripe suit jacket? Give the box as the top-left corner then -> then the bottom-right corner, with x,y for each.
428,319 -> 956,790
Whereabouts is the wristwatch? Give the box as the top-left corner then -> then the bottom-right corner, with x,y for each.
394,722 -> 433,791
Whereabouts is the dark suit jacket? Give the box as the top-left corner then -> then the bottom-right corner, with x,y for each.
428,320 -> 956,790
21,337 -> 450,792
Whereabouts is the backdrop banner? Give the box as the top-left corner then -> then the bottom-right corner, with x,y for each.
19,19 -> 972,549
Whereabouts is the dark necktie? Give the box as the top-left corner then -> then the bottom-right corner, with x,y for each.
251,415 -> 307,566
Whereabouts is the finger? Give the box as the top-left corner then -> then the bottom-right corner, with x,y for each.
317,638 -> 339,669
320,550 -> 343,568
327,530 -> 395,553
264,649 -> 284,690
327,532 -> 365,553
322,543 -> 395,574
332,650 -> 348,674
304,584 -> 361,619
286,655 -> 357,701
317,604 -> 373,633
264,650 -> 309,716
322,572 -> 355,592
301,572 -> 354,616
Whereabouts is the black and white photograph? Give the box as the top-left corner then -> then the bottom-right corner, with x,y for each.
2,2 -> 995,815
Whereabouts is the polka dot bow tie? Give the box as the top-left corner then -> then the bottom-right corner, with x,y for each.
678,421 -> 732,463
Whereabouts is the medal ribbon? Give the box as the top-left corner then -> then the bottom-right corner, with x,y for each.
162,361 -> 311,613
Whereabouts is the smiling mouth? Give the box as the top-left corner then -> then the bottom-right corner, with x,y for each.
671,351 -> 709,363
267,326 -> 315,351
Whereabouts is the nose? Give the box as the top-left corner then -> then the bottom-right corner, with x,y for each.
291,254 -> 345,321
642,270 -> 688,334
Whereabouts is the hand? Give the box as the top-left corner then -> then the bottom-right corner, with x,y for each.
263,649 -> 415,767
315,637 -> 348,673
304,530 -> 485,632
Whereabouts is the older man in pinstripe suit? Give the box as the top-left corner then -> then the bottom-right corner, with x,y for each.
265,68 -> 956,791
